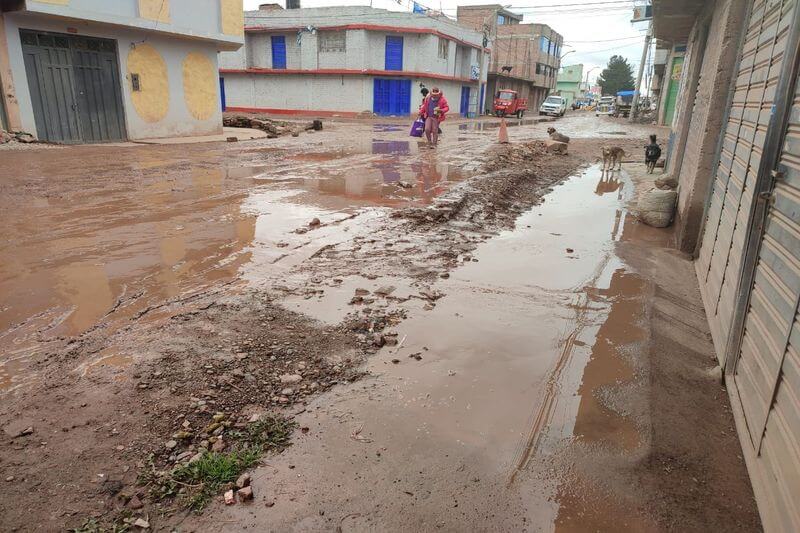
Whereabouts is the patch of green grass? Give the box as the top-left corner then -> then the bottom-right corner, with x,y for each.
141,415 -> 296,511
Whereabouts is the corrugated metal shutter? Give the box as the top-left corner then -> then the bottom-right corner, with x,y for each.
696,0 -> 794,366
732,58 -> 800,533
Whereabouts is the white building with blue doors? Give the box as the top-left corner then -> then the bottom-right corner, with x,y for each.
218,5 -> 489,118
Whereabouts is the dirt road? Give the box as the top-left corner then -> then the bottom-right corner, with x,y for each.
0,113 -> 760,531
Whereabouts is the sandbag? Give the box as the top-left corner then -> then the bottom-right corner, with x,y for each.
638,188 -> 677,228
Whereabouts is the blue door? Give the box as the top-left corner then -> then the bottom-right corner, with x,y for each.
460,86 -> 471,117
479,84 -> 485,115
271,36 -> 286,69
219,77 -> 226,111
373,79 -> 411,116
385,36 -> 403,71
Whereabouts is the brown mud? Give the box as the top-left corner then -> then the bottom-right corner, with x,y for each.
0,114 -> 759,532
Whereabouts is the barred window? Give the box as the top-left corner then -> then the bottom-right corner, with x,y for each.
319,31 -> 346,53
438,37 -> 449,60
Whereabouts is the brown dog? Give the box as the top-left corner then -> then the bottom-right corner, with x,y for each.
602,146 -> 625,170
547,127 -> 570,144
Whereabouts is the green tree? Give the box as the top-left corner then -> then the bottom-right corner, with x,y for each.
597,55 -> 635,96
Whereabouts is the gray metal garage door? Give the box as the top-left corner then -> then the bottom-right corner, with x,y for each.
695,0 -> 795,366
20,30 -> 126,143
731,62 -> 800,531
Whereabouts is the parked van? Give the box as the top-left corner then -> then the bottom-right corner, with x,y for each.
539,95 -> 566,117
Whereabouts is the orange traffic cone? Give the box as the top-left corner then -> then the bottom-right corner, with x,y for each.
498,118 -> 509,144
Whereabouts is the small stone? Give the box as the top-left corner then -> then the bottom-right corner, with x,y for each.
281,388 -> 294,396
440,272 -> 450,279
448,370 -> 457,376
280,374 -> 302,384
566,248 -> 574,253
372,334 -> 386,348
309,217 -> 321,227
224,489 -> 236,505
354,288 -> 370,296
265,500 -> 275,507
398,181 -> 413,189
236,473 -> 251,489
391,359 -> 400,364
188,452 -> 204,464
374,285 -> 396,296
211,438 -> 226,453
133,518 -> 150,529
248,413 -> 261,423
237,486 -> 254,501
165,440 -> 178,450
15,427 -> 34,437
5,476 -> 14,482
128,494 -> 144,509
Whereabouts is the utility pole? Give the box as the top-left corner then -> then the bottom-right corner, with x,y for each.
630,21 -> 652,120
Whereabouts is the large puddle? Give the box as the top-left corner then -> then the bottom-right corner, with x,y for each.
0,138 -> 470,391
184,165 -> 665,530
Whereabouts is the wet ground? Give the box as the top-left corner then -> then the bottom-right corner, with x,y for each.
0,113 -> 760,531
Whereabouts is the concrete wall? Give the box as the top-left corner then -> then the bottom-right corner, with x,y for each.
222,72 -> 474,116
4,12 -> 224,139
22,0 -> 243,48
666,0 -> 748,253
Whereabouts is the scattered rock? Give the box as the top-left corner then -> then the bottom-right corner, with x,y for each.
398,181 -> 414,189
447,370 -> 457,376
165,440 -> 177,450
391,359 -> 400,364
308,218 -> 321,227
5,475 -> 14,482
280,374 -> 302,384
12,426 -> 34,438
211,438 -> 226,453
374,285 -> 396,296
226,136 -> 238,142
236,473 -> 251,489
237,486 -> 254,501
281,387 -> 294,396
566,248 -> 574,253
408,353 -> 423,361
224,489 -> 236,505
133,518 -> 150,529
128,495 -> 144,509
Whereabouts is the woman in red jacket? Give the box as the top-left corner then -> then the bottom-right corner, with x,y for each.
418,87 -> 449,146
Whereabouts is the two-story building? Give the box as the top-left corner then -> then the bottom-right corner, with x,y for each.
556,63 -> 583,107
456,5 -> 563,113
218,5 -> 488,118
0,0 -> 244,143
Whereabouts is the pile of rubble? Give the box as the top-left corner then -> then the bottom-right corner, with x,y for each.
223,115 -> 322,138
0,129 -> 36,144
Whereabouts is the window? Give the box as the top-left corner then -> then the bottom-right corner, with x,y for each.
438,37 -> 449,59
540,36 -> 553,54
319,31 -> 346,53
497,14 -> 505,25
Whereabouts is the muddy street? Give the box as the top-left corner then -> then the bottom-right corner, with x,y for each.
0,113 -> 759,531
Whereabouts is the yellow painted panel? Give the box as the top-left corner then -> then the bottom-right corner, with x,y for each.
220,0 -> 244,36
139,0 -> 170,23
127,44 -> 169,123
182,52 -> 217,121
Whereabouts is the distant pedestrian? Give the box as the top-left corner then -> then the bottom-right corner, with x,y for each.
419,87 -> 449,146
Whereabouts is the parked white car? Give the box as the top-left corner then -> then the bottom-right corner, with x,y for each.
539,95 -> 567,117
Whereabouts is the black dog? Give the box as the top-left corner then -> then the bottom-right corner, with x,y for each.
645,134 -> 662,174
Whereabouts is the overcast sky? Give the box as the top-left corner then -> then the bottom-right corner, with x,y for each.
242,0 -> 651,88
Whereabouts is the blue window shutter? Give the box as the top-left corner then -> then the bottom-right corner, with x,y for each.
385,36 -> 403,71
271,36 -> 287,69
